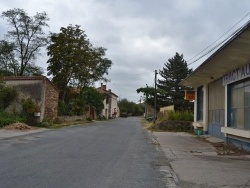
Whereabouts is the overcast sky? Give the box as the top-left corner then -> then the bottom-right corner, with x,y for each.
1,0 -> 250,102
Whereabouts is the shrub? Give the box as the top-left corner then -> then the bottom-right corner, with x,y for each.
22,98 -> 40,115
97,115 -> 106,121
0,111 -> 26,127
151,120 -> 193,132
0,84 -> 18,110
168,110 -> 193,121
53,117 -> 63,124
86,116 -> 92,121
37,121 -> 51,128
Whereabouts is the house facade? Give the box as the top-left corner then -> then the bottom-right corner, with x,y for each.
181,21 -> 250,151
97,84 -> 119,119
4,76 -> 59,122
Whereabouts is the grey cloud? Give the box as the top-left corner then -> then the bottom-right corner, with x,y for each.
1,0 -> 250,101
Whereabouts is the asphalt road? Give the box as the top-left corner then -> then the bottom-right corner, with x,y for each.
0,117 -> 169,188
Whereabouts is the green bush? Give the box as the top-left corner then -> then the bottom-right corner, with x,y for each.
168,110 -> 193,121
97,115 -> 106,121
0,111 -> 26,127
0,84 -> 18,110
22,98 -> 40,115
86,116 -> 92,121
151,120 -> 193,132
53,117 -> 63,124
58,101 -> 68,116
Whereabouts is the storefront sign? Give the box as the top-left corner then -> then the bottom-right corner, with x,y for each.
223,62 -> 250,86
185,90 -> 195,100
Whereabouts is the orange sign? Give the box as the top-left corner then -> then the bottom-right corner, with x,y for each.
185,90 -> 195,100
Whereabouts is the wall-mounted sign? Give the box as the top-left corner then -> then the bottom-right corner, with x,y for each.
223,62 -> 250,86
185,90 -> 195,100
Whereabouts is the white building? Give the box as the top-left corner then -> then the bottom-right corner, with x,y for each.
97,84 -> 119,119
181,20 -> 250,151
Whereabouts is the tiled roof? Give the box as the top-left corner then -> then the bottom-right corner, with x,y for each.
96,87 -> 118,97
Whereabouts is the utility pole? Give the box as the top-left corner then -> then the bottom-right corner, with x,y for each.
154,70 -> 158,123
145,84 -> 148,118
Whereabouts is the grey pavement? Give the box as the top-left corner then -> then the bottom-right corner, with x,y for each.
153,132 -> 250,188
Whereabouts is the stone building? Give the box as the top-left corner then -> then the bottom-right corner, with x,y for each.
3,76 -> 59,122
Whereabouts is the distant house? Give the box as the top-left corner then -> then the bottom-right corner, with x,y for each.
3,76 -> 59,122
97,84 -> 119,119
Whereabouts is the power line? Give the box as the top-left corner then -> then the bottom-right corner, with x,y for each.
107,71 -> 154,79
187,11 -> 250,66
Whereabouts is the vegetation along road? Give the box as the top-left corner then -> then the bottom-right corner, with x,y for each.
0,117 -> 171,188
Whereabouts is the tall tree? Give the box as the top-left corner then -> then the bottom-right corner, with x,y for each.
47,25 -> 112,101
136,86 -> 165,109
1,8 -> 49,75
0,40 -> 16,74
157,52 -> 193,111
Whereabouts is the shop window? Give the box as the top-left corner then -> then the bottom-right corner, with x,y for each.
229,80 -> 250,130
197,86 -> 203,121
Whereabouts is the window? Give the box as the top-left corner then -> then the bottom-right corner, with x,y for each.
208,79 -> 225,126
229,80 -> 250,130
197,86 -> 203,121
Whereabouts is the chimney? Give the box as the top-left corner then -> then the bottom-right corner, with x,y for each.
101,83 -> 106,90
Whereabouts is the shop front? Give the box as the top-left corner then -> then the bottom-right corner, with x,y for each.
181,20 -> 250,151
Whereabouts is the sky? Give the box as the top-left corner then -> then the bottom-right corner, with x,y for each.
0,0 -> 250,103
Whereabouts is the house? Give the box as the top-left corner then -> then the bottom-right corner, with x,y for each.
181,20 -> 250,151
3,76 -> 59,122
97,84 -> 119,119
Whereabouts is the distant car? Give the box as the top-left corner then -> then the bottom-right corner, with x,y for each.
120,112 -> 128,118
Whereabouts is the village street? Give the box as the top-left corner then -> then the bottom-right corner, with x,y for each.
0,117 -> 250,188
0,117 -> 169,188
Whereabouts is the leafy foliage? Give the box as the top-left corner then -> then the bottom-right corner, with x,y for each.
0,83 -> 18,110
22,98 -> 40,115
157,52 -> 193,111
82,87 -> 105,115
136,86 -> 165,110
57,87 -> 105,116
0,111 -> 26,127
0,8 -> 48,75
47,25 -> 112,102
118,98 -> 144,116
167,110 -> 193,121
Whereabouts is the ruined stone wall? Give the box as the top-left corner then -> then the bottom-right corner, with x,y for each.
4,80 -> 44,121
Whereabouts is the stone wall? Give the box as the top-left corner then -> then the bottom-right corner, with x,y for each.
57,115 -> 86,122
4,76 -> 59,122
4,80 -> 43,116
44,79 -> 59,120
